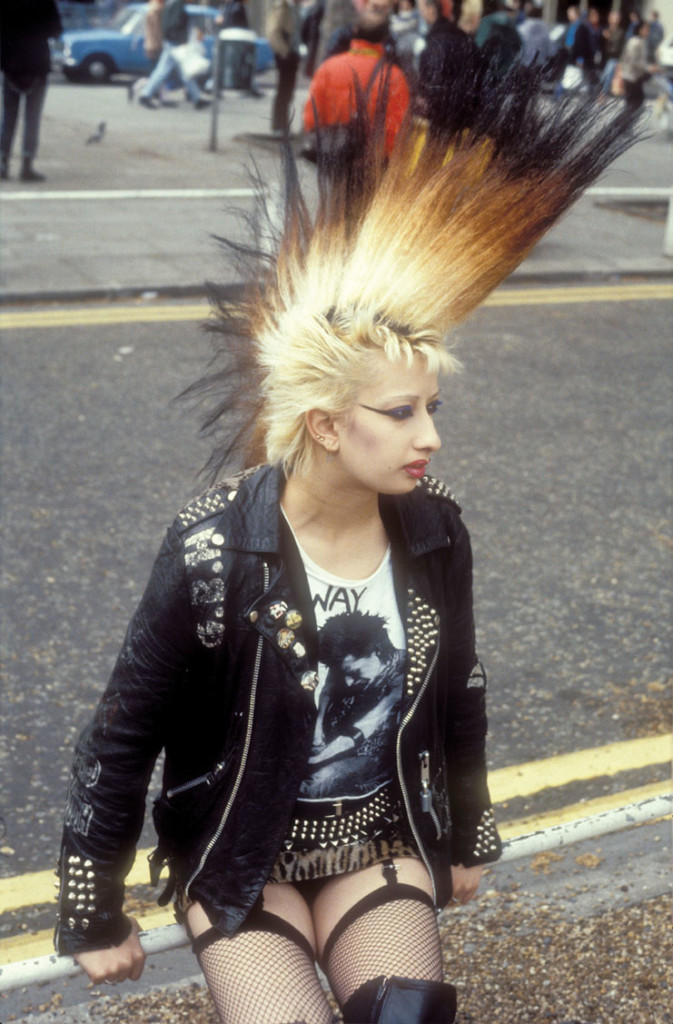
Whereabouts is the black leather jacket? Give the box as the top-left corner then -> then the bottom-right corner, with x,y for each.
56,465 -> 501,955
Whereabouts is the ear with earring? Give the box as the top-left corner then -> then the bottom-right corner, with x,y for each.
307,411 -> 338,456
315,434 -> 336,458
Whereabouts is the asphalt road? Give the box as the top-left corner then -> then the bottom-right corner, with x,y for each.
0,284 -> 671,1018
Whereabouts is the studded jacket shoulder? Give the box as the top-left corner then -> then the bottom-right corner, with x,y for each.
55,464 -> 501,955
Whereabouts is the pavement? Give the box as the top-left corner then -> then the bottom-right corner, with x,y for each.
0,72 -> 672,303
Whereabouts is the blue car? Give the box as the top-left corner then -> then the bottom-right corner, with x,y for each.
54,2 -> 273,83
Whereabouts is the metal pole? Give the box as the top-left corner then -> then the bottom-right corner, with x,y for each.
209,35 -> 223,153
0,793 -> 669,994
664,194 -> 673,258
0,923 -> 188,992
499,792 -> 671,862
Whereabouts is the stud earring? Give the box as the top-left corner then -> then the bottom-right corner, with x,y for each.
315,434 -> 325,443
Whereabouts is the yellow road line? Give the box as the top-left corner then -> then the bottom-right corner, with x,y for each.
488,734 -> 671,803
1,782 -> 669,966
1,283 -> 671,330
497,779 -> 671,839
0,303 -> 211,330
0,908 -> 176,966
0,852 -> 171,917
0,735 -> 669,916
483,283 -> 673,307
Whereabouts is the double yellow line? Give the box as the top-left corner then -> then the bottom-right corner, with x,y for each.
1,282 -> 671,331
0,734 -> 669,963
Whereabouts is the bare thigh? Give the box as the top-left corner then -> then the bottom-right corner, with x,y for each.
311,856 -> 434,958
186,880 -> 319,955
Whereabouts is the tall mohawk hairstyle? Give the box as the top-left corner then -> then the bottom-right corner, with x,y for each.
190,55 -> 643,480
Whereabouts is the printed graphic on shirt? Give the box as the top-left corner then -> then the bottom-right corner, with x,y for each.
298,550 -> 406,802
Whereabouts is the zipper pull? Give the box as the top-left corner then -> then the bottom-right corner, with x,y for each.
419,750 -> 432,812
206,761 -> 225,786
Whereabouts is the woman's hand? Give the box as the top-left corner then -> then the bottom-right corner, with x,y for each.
74,917 -> 145,985
449,863 -> 484,906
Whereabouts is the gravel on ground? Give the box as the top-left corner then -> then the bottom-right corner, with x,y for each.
14,891 -> 669,1023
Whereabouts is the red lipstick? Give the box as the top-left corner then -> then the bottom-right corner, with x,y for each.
404,460 -> 428,479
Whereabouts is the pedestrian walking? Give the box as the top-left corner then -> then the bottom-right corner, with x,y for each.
55,53 -> 642,1024
138,0 -> 209,109
0,0 -> 63,182
621,19 -> 658,107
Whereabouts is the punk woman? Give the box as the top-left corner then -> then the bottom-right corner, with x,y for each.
55,57 -> 641,1023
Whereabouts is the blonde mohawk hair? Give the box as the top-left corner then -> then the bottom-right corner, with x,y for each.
190,57 -> 643,478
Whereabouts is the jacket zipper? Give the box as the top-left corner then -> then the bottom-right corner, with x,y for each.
166,763 -> 226,800
396,638 -> 440,904
419,749 -> 442,840
184,562 -> 270,900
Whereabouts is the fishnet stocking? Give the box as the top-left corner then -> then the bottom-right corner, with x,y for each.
197,928 -> 334,1024
324,894 -> 444,1009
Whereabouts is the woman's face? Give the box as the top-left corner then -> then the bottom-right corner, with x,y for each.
332,351 -> 442,495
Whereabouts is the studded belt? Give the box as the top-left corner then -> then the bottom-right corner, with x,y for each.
287,785 -> 400,848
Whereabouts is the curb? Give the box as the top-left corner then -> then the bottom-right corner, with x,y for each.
0,282 -> 245,307
2,269 -> 672,306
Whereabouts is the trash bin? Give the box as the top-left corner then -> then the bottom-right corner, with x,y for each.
218,28 -> 256,91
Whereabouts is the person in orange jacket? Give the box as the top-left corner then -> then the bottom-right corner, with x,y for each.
303,0 -> 409,156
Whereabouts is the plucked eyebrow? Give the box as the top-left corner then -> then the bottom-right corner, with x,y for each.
370,391 -> 440,404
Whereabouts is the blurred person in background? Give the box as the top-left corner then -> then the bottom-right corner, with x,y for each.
304,0 -> 409,154
624,8 -> 641,41
621,18 -> 659,106
647,9 -> 664,61
145,0 -> 165,65
138,0 -> 210,109
322,0 -> 398,64
0,0 -> 62,182
599,8 -> 624,96
563,3 -> 581,48
516,0 -> 551,66
391,0 -> 423,73
457,0 -> 482,37
417,0 -> 476,104
571,6 -> 601,91
217,0 -> 250,28
301,0 -> 326,77
316,0 -> 358,63
268,0 -> 303,133
474,0 -> 521,76
301,0 -> 325,77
